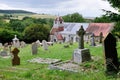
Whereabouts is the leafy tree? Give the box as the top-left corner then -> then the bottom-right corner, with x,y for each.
93,15 -> 111,22
0,28 -> 22,43
0,19 -> 7,27
104,0 -> 120,38
22,17 -> 34,27
112,21 -> 120,38
23,24 -> 50,43
107,0 -> 120,10
9,19 -> 25,32
63,12 -> 85,22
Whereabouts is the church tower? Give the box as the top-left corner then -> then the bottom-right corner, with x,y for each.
50,15 -> 64,42
53,16 -> 64,31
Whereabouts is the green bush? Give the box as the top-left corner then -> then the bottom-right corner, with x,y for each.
23,24 -> 50,43
0,28 -> 23,43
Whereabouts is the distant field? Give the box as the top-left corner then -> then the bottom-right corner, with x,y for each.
0,13 -> 56,20
16,14 -> 56,20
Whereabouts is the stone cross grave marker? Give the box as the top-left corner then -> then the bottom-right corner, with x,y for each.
73,25 -> 91,64
42,40 -> 48,50
31,42 -> 38,55
90,33 -> 96,46
77,25 -> 85,49
103,33 -> 119,74
11,48 -> 20,66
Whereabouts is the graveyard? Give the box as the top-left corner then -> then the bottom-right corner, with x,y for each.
0,39 -> 120,80
0,17 -> 120,79
0,0 -> 120,79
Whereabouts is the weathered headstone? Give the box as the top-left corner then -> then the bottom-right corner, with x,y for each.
20,41 -> 26,48
0,51 -> 8,56
11,48 -> 20,66
3,43 -> 9,51
0,43 -> 3,48
36,40 -> 41,47
99,32 -> 103,43
31,42 -> 38,55
8,42 -> 12,53
103,33 -> 119,74
90,33 -> 96,46
42,40 -> 48,50
73,25 -> 91,64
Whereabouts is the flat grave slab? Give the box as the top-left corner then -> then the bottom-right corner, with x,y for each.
49,60 -> 82,72
28,57 -> 61,64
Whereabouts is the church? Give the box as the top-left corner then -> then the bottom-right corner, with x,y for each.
50,16 -> 114,43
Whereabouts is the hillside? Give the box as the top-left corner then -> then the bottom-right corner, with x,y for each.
0,10 -> 56,20
0,9 -> 35,14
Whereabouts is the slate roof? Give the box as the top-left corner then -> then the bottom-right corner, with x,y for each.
60,23 -> 89,35
86,23 -> 114,37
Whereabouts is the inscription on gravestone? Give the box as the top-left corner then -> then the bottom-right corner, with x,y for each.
103,33 -> 119,73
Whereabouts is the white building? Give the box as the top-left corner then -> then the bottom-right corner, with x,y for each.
50,16 -> 89,43
50,16 -> 114,43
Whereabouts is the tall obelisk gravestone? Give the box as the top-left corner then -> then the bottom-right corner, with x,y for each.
73,25 -> 91,64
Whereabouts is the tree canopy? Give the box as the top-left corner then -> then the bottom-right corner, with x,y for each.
93,15 -> 111,23
107,0 -> 120,10
105,0 -> 120,38
62,12 -> 85,22
23,24 -> 50,43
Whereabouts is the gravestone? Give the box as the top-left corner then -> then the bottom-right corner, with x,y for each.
11,48 -> 20,66
90,33 -> 96,46
12,35 -> 20,48
77,25 -> 85,49
3,43 -> 9,51
73,25 -> 91,64
0,51 -> 8,56
42,40 -> 48,50
8,42 -> 12,53
36,40 -> 41,47
31,42 -> 38,55
103,33 -> 119,74
20,41 -> 26,48
99,32 -> 103,43
0,43 -> 3,48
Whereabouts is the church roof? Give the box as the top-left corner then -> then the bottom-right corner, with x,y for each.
60,23 -> 89,35
86,23 -> 114,37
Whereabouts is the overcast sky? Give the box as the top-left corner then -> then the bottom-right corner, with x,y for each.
0,0 -> 118,17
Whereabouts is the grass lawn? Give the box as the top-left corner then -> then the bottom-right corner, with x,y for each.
0,42 -> 120,80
